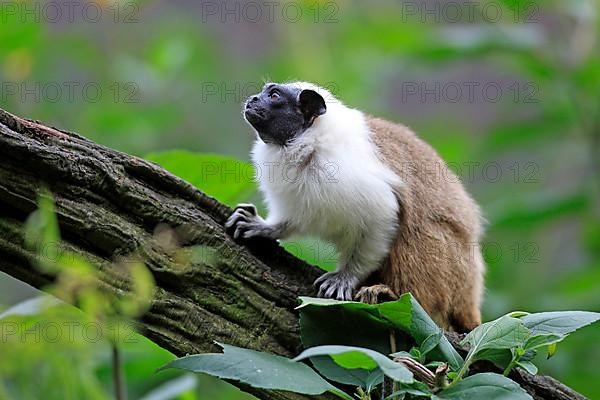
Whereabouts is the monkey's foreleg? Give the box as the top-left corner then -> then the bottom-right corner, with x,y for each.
225,203 -> 289,240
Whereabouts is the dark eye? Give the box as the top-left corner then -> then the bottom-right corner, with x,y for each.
269,91 -> 280,101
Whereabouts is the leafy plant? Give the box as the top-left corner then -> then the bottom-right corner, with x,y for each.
160,343 -> 353,399
454,315 -> 530,381
297,295 -> 462,371
455,311 -> 600,380
161,294 -> 599,399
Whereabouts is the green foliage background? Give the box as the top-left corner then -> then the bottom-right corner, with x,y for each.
0,0 -> 599,398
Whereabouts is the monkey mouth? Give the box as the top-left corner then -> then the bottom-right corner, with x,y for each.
243,106 -> 266,126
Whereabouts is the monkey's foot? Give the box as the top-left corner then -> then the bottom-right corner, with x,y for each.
314,271 -> 359,301
354,284 -> 398,304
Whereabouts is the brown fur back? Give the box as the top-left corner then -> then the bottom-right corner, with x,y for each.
367,116 -> 484,332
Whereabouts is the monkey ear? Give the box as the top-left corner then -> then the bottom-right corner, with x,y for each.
299,89 -> 326,122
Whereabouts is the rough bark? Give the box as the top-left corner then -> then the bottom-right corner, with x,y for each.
0,108 -> 587,400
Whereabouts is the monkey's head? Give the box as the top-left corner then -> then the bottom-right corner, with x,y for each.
243,82 -> 327,146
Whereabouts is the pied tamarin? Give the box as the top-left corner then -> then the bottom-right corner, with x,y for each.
225,81 -> 485,332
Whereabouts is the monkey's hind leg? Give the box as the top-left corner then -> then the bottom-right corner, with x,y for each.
354,284 -> 398,304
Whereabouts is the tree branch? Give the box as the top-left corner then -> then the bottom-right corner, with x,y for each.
0,108 -> 586,400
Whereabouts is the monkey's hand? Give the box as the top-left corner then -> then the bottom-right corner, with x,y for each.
225,203 -> 283,240
314,270 -> 359,301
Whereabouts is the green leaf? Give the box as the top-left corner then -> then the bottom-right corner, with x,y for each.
517,361 -> 538,375
327,350 -> 377,370
145,151 -> 256,206
298,297 -> 396,385
385,387 -> 432,399
461,316 -> 530,355
522,333 -> 564,352
547,343 -> 558,359
506,311 -> 530,318
159,342 -> 351,399
294,345 -> 413,383
407,297 -> 463,369
472,348 -> 513,369
457,316 -> 530,380
435,373 -> 532,399
520,311 -> 600,336
385,380 -> 434,399
298,295 -> 463,370
425,361 -> 446,369
410,348 -> 422,360
24,189 -> 61,272
520,350 -> 537,363
365,370 -> 384,393
309,356 -> 371,387
378,295 -> 413,328
0,295 -> 61,320
421,331 -> 443,356
117,261 -> 156,317
297,297 -> 396,353
297,297 -> 358,308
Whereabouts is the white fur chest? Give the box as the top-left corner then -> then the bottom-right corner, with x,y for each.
251,104 -> 401,248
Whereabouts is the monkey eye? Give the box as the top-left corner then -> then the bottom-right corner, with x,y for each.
269,91 -> 280,101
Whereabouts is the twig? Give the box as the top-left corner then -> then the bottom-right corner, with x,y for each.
112,344 -> 127,400
389,331 -> 398,395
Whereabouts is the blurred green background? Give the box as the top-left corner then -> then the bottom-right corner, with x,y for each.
1,0 -> 599,398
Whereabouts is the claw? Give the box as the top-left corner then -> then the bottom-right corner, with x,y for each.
233,221 -> 249,240
324,284 -> 337,299
343,287 -> 352,301
234,203 -> 257,216
242,227 -> 262,239
225,208 -> 253,229
314,271 -> 359,301
313,271 -> 331,287
354,284 -> 398,304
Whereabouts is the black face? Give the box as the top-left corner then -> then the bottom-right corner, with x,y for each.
243,83 -> 327,146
